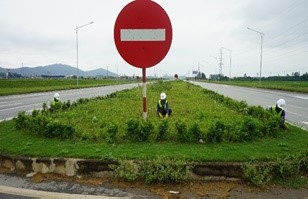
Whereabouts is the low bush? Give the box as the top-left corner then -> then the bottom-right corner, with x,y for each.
156,120 -> 169,142
140,158 -> 188,184
242,162 -> 273,187
206,120 -> 229,143
126,119 -> 153,142
106,123 -> 118,144
111,157 -> 189,184
110,160 -> 139,182
175,119 -> 188,142
273,155 -> 300,180
44,121 -> 75,139
14,107 -> 75,139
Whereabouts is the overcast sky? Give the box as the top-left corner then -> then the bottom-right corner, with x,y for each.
0,0 -> 307,77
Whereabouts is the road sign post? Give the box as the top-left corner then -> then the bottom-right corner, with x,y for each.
142,68 -> 147,118
114,0 -> 172,119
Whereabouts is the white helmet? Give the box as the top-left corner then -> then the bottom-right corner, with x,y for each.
54,93 -> 60,100
277,99 -> 285,109
160,92 -> 167,100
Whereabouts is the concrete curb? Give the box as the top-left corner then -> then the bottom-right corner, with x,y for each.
0,154 -> 244,180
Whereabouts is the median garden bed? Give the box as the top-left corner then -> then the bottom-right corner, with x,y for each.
0,80 -> 307,187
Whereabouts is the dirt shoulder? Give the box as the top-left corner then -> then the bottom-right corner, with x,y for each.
1,167 -> 307,199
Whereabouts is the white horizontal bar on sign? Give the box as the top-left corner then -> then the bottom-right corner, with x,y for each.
120,29 -> 166,41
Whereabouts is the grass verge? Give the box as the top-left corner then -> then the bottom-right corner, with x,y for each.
1,118 -> 307,162
0,79 -> 138,96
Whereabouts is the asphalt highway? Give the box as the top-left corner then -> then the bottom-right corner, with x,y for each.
0,83 -> 140,122
191,81 -> 308,130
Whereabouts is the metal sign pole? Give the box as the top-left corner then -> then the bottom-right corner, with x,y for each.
142,68 -> 147,120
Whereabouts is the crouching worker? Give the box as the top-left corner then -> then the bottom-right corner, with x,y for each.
157,92 -> 172,118
50,92 -> 62,111
268,98 -> 288,130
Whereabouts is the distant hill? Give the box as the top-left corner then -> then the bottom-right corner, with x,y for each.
0,64 -> 116,77
86,68 -> 116,77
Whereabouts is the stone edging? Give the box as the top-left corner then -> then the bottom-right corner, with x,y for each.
0,154 -> 244,180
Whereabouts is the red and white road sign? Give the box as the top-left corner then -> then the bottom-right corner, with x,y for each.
114,0 -> 173,68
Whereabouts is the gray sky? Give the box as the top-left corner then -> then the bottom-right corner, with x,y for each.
0,0 -> 307,77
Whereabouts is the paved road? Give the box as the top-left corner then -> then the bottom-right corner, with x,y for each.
190,81 -> 308,130
0,173 -> 134,199
0,83 -> 139,122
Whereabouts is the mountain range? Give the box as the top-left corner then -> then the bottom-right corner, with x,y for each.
0,64 -> 116,77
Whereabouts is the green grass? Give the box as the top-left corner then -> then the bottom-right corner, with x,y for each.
208,80 -> 308,93
0,120 -> 307,162
0,78 -> 138,96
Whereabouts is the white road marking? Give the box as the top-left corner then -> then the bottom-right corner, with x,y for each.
294,96 -> 308,100
0,103 -> 22,108
0,103 -> 43,112
121,29 -> 166,41
0,117 -> 13,122
301,121 -> 308,125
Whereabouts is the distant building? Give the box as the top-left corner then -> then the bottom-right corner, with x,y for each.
41,75 -> 65,79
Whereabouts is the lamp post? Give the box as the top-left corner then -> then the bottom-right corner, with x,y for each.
75,21 -> 94,87
247,27 -> 264,84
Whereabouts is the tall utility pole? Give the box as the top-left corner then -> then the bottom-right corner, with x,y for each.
221,47 -> 232,80
219,47 -> 223,78
75,21 -> 94,87
198,62 -> 201,79
247,27 -> 264,84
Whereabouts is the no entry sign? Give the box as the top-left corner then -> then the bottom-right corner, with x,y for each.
114,0 -> 173,68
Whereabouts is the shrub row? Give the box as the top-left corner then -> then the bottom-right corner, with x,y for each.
14,111 -> 75,139
203,89 -> 274,120
104,116 -> 281,144
13,90 -> 126,139
111,152 -> 307,185
243,151 -> 308,186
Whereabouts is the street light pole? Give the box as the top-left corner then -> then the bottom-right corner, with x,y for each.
247,27 -> 264,84
75,21 -> 94,87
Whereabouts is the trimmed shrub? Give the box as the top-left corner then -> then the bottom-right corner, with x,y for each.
126,119 -> 153,142
207,120 -> 228,143
189,122 -> 202,142
106,123 -> 118,144
44,121 -> 75,139
110,160 -> 139,181
175,119 -> 188,142
139,158 -> 188,184
242,162 -> 273,187
156,120 -> 169,142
